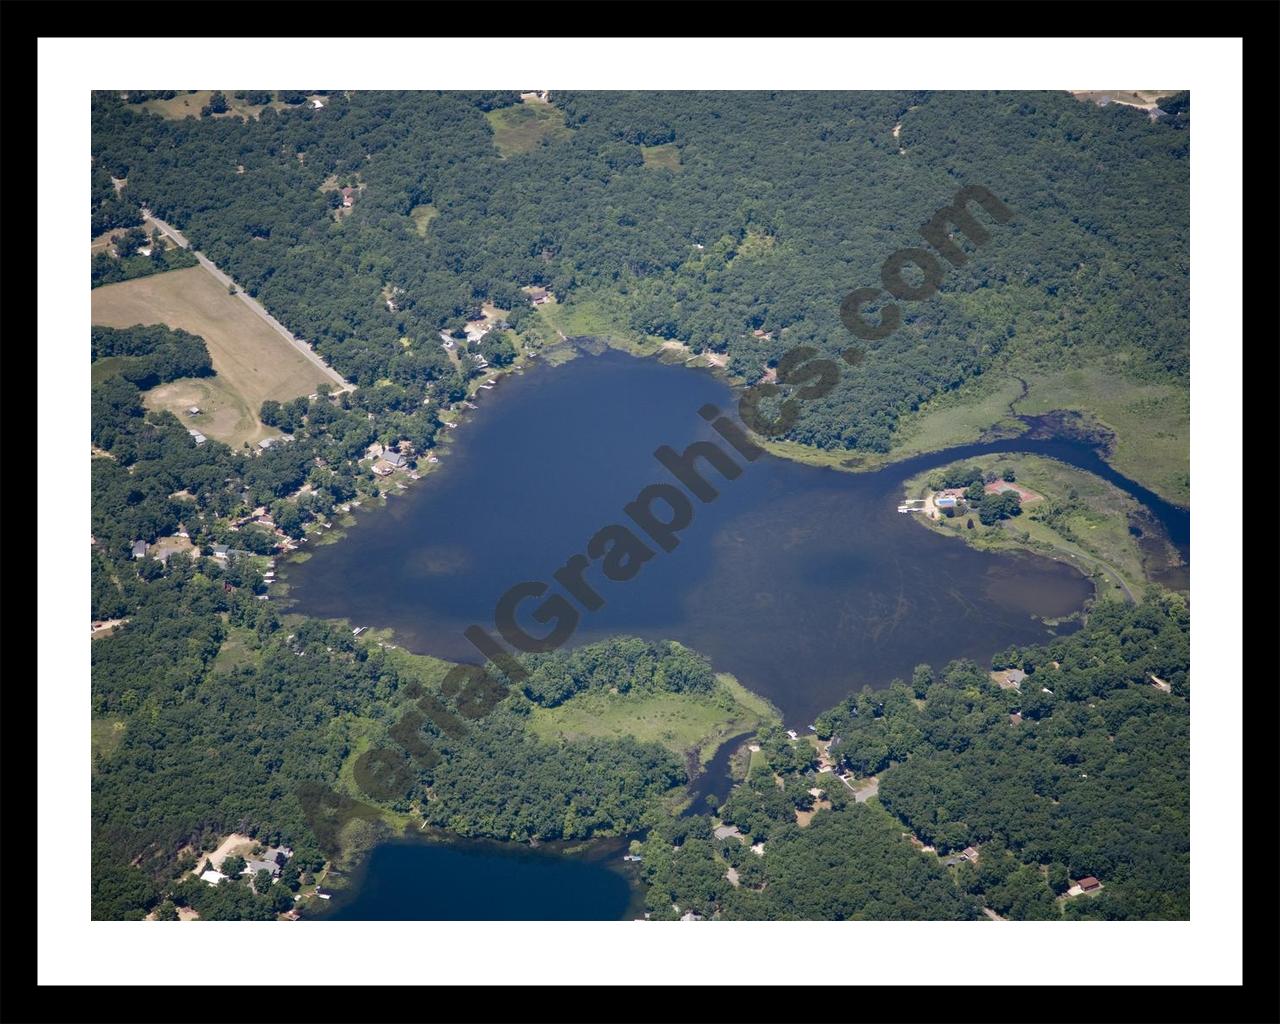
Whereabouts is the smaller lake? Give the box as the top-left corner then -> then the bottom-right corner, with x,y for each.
315,835 -> 639,921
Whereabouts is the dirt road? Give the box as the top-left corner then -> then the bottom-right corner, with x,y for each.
141,209 -> 353,394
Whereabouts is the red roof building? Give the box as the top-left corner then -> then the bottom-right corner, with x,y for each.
1078,876 -> 1102,892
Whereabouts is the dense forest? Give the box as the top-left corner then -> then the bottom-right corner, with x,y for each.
91,89 -> 1188,453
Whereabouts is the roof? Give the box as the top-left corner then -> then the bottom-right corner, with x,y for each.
212,544 -> 229,555
200,869 -> 226,885
131,540 -> 147,556
935,496 -> 958,507
713,825 -> 741,841
1078,876 -> 1101,889
246,859 -> 280,876
381,450 -> 407,467
258,437 -> 277,450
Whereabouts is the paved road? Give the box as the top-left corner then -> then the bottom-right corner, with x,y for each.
142,209 -> 353,394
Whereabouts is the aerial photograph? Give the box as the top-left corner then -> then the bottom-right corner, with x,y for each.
86,85 -> 1193,927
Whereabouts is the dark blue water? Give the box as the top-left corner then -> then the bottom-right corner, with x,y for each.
318,836 -> 636,920
285,349 -> 1183,727
682,731 -> 754,817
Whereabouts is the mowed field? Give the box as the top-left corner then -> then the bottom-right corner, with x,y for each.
91,266 -> 333,448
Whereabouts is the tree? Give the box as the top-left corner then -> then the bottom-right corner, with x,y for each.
253,868 -> 275,894
114,227 -> 146,258
1002,467 -> 1016,482
201,91 -> 229,117
228,283 -> 237,296
153,900 -> 179,921
269,884 -> 296,914
222,854 -> 246,879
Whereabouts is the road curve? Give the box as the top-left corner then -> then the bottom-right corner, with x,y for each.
141,209 -> 353,394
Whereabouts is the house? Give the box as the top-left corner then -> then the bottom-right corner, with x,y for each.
258,437 -> 277,451
1078,876 -> 1102,893
246,859 -> 280,878
935,495 -> 958,513
786,729 -> 798,740
187,406 -> 201,415
713,825 -> 742,841
211,544 -> 230,560
380,450 -> 408,469
200,869 -> 227,885
314,887 -> 334,900
960,846 -> 980,863
341,186 -> 355,208
131,540 -> 147,559
993,668 -> 1026,690
177,524 -> 189,539
188,429 -> 207,445
371,461 -> 394,477
311,98 -> 324,109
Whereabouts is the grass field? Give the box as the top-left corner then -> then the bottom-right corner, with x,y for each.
210,625 -> 262,675
92,717 -> 127,766
640,143 -> 682,171
1014,367 -> 1189,506
903,452 -> 1173,601
91,266 -> 334,448
526,672 -> 779,763
136,91 -> 324,121
408,203 -> 438,238
890,375 -> 1028,458
485,102 -> 572,157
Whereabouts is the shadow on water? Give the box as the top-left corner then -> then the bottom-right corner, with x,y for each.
283,349 -> 1187,728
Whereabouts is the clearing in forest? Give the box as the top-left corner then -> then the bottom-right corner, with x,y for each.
91,266 -> 333,448
485,102 -> 572,157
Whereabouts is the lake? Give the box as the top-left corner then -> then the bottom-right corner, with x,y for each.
314,833 -> 640,921
284,347 -> 1181,728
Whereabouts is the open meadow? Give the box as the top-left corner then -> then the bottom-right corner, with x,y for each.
91,266 -> 335,448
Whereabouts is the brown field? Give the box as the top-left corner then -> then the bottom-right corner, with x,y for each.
91,266 -> 333,448
1069,90 -> 1180,110
641,143 -> 682,171
136,91 -> 329,121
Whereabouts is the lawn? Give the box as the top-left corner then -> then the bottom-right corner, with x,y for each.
640,143 -> 682,171
485,102 -> 572,157
526,672 -> 779,763
91,265 -> 334,448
